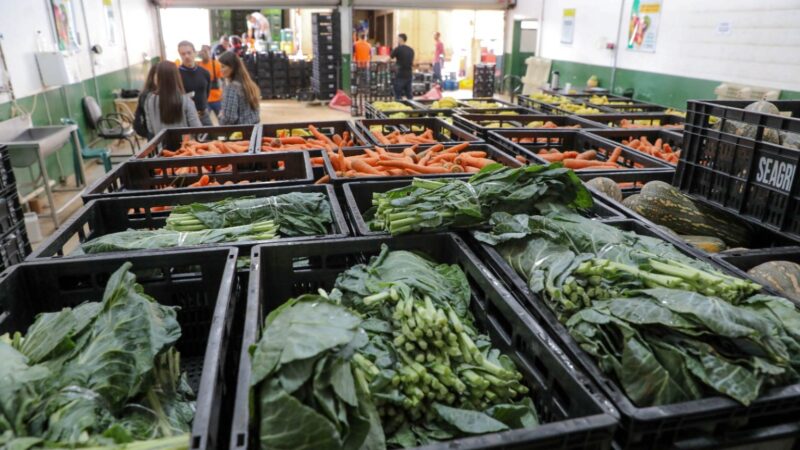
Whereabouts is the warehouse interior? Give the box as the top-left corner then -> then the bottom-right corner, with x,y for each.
1,1 -> 800,450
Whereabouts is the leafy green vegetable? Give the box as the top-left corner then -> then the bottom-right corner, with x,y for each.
477,210 -> 800,407
250,295 -> 384,450
165,192 -> 333,236
0,263 -> 193,449
368,163 -> 592,235
82,221 -> 279,254
251,247 -> 540,449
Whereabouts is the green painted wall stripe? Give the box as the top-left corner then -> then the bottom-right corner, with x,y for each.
0,60 -> 154,191
550,60 -> 800,109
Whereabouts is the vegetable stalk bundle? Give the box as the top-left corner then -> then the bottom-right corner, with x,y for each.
82,221 -> 279,254
0,263 -> 193,449
476,211 -> 800,407
250,246 -> 538,450
165,192 -> 333,236
369,163 -> 592,235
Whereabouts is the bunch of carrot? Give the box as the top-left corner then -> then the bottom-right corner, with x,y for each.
621,136 -> 681,164
371,128 -> 439,145
154,164 -> 234,177
187,175 -> 252,188
160,140 -> 250,157
313,143 -> 501,183
260,125 -> 354,154
618,119 -> 683,130
533,146 -> 628,171
524,120 -> 581,130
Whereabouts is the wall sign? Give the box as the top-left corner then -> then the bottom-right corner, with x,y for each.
561,8 -> 575,45
627,0 -> 661,52
51,0 -> 82,51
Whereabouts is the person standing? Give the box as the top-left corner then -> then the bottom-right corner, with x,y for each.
177,41 -> 212,126
198,45 -> 223,121
433,32 -> 445,83
218,52 -> 261,125
247,12 -> 271,42
133,64 -> 158,139
143,61 -> 202,136
390,33 -> 414,100
353,32 -> 371,68
212,35 -> 230,58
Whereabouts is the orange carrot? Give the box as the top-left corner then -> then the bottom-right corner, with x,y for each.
515,155 -> 528,164
379,159 -> 449,174
308,124 -> 333,144
538,153 -> 566,162
315,175 -> 331,184
352,159 -> 383,175
563,159 -> 618,169
576,150 -> 597,160
456,154 -> 494,169
608,146 -> 623,165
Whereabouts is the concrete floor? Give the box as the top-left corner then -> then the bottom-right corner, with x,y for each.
28,91 -> 487,249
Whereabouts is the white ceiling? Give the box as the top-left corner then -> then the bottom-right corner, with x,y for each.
153,0 -> 510,9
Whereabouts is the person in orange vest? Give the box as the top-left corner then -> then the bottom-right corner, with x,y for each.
353,32 -> 371,68
198,45 -> 223,120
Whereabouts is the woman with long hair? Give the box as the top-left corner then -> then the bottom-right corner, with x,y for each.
133,64 -> 158,138
218,51 -> 260,125
143,61 -> 201,136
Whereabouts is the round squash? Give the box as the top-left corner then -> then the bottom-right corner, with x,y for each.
780,132 -> 800,150
747,260 -> 800,302
621,193 -> 643,212
586,177 -> 623,202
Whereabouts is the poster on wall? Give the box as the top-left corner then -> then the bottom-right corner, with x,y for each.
561,8 -> 575,44
51,0 -> 82,51
103,0 -> 117,45
627,0 -> 661,52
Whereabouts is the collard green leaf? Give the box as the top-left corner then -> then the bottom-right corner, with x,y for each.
484,398 -> 539,429
432,403 -> 509,434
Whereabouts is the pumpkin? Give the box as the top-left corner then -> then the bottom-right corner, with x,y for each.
621,193 -> 643,212
586,177 -> 623,202
679,235 -> 727,253
634,181 -> 751,247
723,100 -> 781,144
747,260 -> 800,302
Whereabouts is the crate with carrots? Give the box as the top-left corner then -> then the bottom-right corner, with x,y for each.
488,129 -> 675,172
596,103 -> 670,114
357,117 -> 481,149
586,128 -> 684,165
573,113 -> 685,129
256,121 -> 371,153
456,114 -> 603,140
136,125 -> 260,159
316,142 -> 521,184
455,97 -> 519,110
82,152 -> 313,202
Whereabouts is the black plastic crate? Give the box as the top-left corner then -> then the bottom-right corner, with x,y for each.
31,184 -> 349,259
0,247 -> 239,450
488,129 -> 674,172
82,152 -> 313,203
322,142 -> 520,185
675,100 -> 800,241
230,234 -> 618,450
0,148 -> 16,191
255,121 -> 371,152
357,117 -> 481,149
409,99 -> 460,110
0,222 -> 31,271
313,52 -> 338,63
584,128 -> 684,166
135,126 -> 260,159
516,94 -> 595,115
456,106 -> 539,115
574,113 -> 684,130
471,219 -> 800,449
455,114 -> 595,140
711,247 -> 800,294
597,103 -> 670,114
456,97 -> 518,109
312,70 -> 337,81
0,187 -> 24,236
343,179 -> 625,236
312,33 -> 338,45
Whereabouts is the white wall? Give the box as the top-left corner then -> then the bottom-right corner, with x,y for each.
539,0 -> 800,92
505,0 -> 543,54
0,0 -> 160,102
160,8 -> 211,62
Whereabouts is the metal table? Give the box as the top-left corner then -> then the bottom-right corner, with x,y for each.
0,115 -> 86,228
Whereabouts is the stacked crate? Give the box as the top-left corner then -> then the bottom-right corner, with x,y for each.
473,63 -> 496,98
0,145 -> 31,270
350,62 -> 394,116
288,59 -> 307,93
311,12 -> 340,100
270,52 -> 290,99
244,51 -> 307,100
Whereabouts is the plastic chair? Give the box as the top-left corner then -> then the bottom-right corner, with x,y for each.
60,118 -> 112,175
82,96 -> 139,155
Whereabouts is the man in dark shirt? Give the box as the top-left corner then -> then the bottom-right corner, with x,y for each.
390,33 -> 414,100
177,41 -> 212,126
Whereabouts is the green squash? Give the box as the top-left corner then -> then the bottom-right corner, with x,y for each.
586,177 -> 623,202
679,235 -> 728,253
722,100 -> 781,144
634,181 -> 751,247
747,260 -> 800,302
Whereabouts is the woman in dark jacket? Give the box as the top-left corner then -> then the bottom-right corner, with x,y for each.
218,51 -> 261,125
